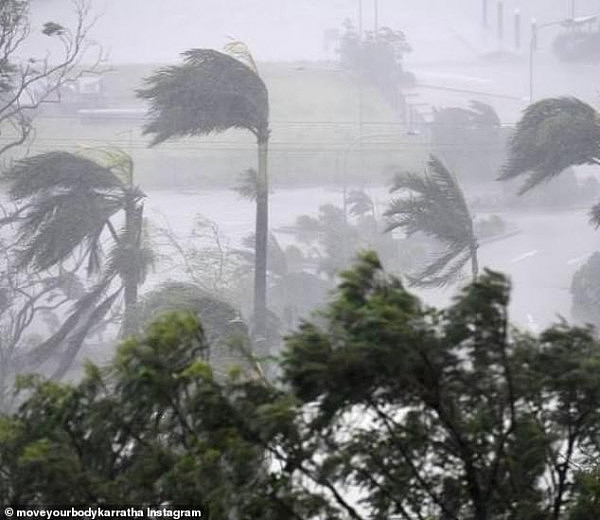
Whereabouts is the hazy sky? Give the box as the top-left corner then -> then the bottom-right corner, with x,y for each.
28,0 -> 600,64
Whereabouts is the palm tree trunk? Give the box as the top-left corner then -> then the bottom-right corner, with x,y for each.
122,193 -> 139,337
470,242 -> 479,281
253,136 -> 269,348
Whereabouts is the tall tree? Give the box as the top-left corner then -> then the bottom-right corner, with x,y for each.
137,47 -> 271,344
2,149 -> 152,376
282,253 -> 600,519
500,97 -> 600,223
385,155 -> 478,287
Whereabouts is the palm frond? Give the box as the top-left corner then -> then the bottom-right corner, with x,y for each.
3,151 -> 141,273
137,48 -> 269,145
385,155 -> 477,286
236,233 -> 287,276
233,168 -> 258,201
105,205 -> 154,285
76,146 -> 135,186
14,190 -> 123,272
386,157 -> 473,242
347,190 -> 375,217
223,40 -> 259,74
500,97 -> 600,193
407,246 -> 472,288
5,151 -> 123,199
590,201 -> 600,229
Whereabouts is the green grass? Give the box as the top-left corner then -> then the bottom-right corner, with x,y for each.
16,62 -> 427,189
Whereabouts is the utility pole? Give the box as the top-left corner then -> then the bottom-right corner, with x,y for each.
482,0 -> 488,26
529,19 -> 537,102
514,9 -> 521,49
497,1 -> 504,40
358,0 -> 363,38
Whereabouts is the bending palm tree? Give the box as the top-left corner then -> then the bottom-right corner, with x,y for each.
500,97 -> 600,224
137,47 -> 270,343
385,155 -> 478,287
3,149 -> 151,376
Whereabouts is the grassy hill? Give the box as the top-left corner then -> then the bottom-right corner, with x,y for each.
24,61 -> 427,189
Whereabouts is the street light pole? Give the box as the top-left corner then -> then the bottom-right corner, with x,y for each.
529,19 -> 537,102
482,0 -> 488,26
497,1 -> 504,40
529,18 -> 565,103
358,0 -> 363,38
514,9 -> 521,49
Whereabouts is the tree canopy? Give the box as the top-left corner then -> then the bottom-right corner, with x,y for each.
500,97 -> 600,194
137,48 -> 269,145
4,253 -> 600,518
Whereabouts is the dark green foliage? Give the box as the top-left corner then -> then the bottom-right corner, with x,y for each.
385,155 -> 478,286
569,469 -> 600,519
138,49 -> 269,145
1,313 -> 290,513
282,253 -> 600,519
5,255 -> 600,518
500,97 -> 600,194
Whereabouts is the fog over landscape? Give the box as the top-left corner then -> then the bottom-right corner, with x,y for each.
3,0 -> 600,516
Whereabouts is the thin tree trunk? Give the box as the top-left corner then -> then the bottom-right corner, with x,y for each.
122,193 -> 139,337
253,136 -> 269,349
470,242 -> 479,281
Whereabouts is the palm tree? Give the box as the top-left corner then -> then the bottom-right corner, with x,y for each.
137,47 -> 270,342
500,97 -> 600,223
385,155 -> 478,287
134,281 -> 254,376
3,149 -> 152,376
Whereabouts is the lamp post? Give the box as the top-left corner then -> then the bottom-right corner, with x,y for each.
358,0 -> 363,38
497,1 -> 504,40
529,18 -> 567,103
514,9 -> 521,49
482,0 -> 488,26
529,19 -> 537,103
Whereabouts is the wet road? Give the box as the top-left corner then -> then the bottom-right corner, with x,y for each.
146,187 -> 600,332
